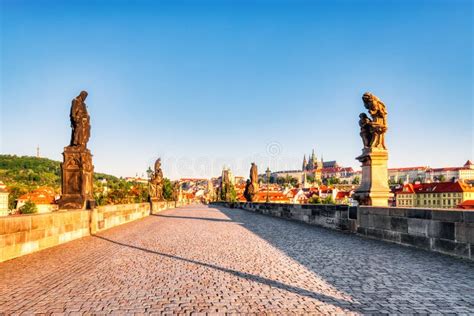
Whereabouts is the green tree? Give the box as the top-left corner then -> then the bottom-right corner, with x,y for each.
219,182 -> 237,202
351,176 -> 360,185
162,178 -> 173,201
308,194 -> 322,204
6,185 -> 28,210
19,200 -> 38,214
322,195 -> 335,204
325,176 -> 340,185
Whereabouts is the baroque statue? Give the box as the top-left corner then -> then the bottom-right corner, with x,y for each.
244,163 -> 259,202
149,158 -> 164,201
354,92 -> 392,207
359,92 -> 388,150
59,90 -> 94,209
70,91 -> 91,148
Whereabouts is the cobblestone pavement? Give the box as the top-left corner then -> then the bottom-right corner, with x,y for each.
1,205 -> 473,315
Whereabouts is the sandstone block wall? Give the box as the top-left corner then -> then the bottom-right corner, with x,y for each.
93,203 -> 150,233
1,201 -> 190,262
0,210 -> 90,262
151,201 -> 179,214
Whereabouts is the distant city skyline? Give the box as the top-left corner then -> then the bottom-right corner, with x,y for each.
1,0 -> 472,180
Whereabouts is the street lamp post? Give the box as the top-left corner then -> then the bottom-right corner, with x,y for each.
266,167 -> 271,203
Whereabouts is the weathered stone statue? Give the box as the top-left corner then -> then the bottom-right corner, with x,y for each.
358,113 -> 372,148
361,92 -> 388,149
353,92 -> 392,206
59,91 -> 94,209
149,158 -> 164,201
172,181 -> 181,202
244,163 -> 259,202
70,91 -> 91,148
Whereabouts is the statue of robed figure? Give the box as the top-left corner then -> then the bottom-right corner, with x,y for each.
244,163 -> 259,202
149,158 -> 164,201
59,90 -> 94,209
70,91 -> 91,148
359,92 -> 388,150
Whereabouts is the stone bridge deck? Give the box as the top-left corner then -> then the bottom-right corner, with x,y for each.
1,205 -> 473,314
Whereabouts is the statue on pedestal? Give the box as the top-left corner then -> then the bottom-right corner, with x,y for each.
360,92 -> 388,150
59,91 -> 94,209
149,158 -> 164,201
354,92 -> 392,206
244,163 -> 259,202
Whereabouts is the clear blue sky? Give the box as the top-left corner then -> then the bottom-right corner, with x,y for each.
1,0 -> 472,179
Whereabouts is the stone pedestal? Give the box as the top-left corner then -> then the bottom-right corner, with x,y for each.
353,148 -> 393,207
58,146 -> 94,209
150,198 -> 165,214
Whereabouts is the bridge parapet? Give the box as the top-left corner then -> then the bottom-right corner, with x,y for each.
215,202 -> 473,261
358,206 -> 473,260
0,201 -> 189,262
216,202 -> 355,231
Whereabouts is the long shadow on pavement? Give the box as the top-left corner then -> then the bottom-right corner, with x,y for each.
94,235 -> 360,313
213,205 -> 474,314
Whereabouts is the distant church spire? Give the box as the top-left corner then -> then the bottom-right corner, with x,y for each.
302,155 -> 307,171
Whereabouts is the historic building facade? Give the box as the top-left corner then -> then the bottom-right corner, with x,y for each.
389,161 -> 474,184
395,181 -> 474,209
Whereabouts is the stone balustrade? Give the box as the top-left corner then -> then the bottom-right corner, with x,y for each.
215,202 -> 473,261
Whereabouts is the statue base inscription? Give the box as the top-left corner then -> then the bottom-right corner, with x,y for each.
58,146 -> 94,209
353,148 -> 393,207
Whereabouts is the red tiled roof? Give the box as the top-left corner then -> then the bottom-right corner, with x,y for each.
457,200 -> 474,209
0,182 -> 8,193
428,167 -> 465,172
336,191 -> 351,199
388,167 -> 428,172
255,192 -> 290,202
321,167 -> 354,173
414,182 -> 474,193
18,187 -> 56,205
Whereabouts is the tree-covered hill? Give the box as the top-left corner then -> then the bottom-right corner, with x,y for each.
0,154 -> 147,209
0,155 -> 62,189
0,154 -> 122,189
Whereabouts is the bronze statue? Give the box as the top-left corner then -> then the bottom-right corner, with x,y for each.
70,91 -> 91,148
244,163 -> 259,202
149,158 -> 164,201
360,92 -> 388,150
